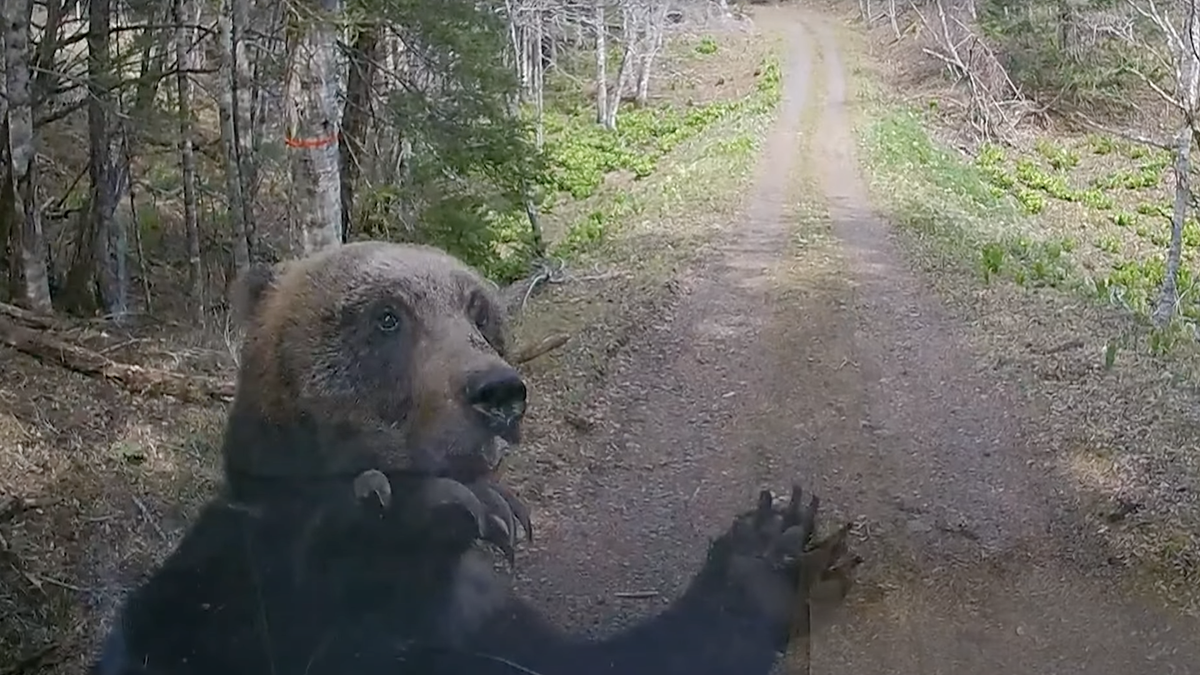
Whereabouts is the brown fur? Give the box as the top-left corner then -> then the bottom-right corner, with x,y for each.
222,241 -> 517,490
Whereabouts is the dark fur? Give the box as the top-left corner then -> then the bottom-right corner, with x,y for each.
91,241 -> 858,675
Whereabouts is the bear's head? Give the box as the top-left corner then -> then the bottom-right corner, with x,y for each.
221,241 -> 527,500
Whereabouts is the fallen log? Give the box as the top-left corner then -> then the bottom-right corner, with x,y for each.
0,301 -> 70,331
0,317 -> 235,404
0,309 -> 569,406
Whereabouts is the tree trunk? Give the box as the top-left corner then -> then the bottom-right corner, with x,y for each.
63,0 -> 130,318
534,11 -> 546,148
635,4 -> 668,107
175,0 -> 204,323
283,0 -> 345,256
31,0 -> 67,112
1155,125 -> 1191,327
602,2 -> 636,130
340,22 -> 382,241
216,0 -> 251,274
4,0 -> 53,313
594,0 -> 608,126
1153,0 -> 1200,328
231,0 -> 257,252
130,2 -> 172,117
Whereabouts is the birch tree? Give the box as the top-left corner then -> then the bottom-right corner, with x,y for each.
1118,0 -> 1200,326
4,0 -> 54,313
634,3 -> 670,107
594,0 -> 609,126
283,0 -> 345,255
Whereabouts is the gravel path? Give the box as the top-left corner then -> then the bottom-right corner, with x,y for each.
516,8 -> 1200,673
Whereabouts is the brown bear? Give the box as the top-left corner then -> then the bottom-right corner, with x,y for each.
90,240 -> 861,675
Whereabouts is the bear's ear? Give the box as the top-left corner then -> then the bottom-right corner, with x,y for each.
232,262 -> 282,326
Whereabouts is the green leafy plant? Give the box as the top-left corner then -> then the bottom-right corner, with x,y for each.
980,241 -> 1006,282
1015,187 -> 1046,214
1035,138 -> 1080,171
696,36 -> 719,55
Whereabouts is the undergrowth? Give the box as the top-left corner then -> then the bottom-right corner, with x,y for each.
542,53 -> 783,260
861,102 -> 1200,354
412,40 -> 784,284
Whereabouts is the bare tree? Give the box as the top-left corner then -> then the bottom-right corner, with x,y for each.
340,21 -> 382,241
175,0 -> 204,322
4,0 -> 53,313
634,3 -> 670,107
1119,0 -> 1200,326
283,0 -> 345,255
232,0 -> 258,240
216,0 -> 252,273
594,0 -> 609,126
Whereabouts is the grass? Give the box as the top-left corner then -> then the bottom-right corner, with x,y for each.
844,24 -> 1200,614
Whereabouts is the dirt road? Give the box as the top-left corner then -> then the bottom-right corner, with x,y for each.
514,7 -> 1200,673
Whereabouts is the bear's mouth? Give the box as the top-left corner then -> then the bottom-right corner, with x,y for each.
441,435 -> 516,484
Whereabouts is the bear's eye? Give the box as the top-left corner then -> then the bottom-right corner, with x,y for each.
375,308 -> 401,333
467,291 -> 489,331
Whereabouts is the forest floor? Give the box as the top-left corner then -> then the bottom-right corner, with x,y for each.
2,3 -> 1200,674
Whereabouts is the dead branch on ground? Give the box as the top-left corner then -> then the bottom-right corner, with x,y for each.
512,332 -> 571,364
0,302 -> 570,406
910,0 -> 1032,142
0,317 -> 237,404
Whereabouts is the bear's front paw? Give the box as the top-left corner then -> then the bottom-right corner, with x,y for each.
718,485 -> 862,634
351,470 -> 532,565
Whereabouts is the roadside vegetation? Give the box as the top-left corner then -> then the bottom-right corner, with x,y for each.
833,0 -> 1200,611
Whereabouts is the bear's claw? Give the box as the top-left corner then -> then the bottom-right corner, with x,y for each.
350,470 -> 532,566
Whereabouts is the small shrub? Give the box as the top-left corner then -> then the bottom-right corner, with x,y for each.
980,241 -> 1005,282
1112,211 -> 1137,228
1016,187 -> 1046,214
1078,188 -> 1115,210
1097,235 -> 1122,254
1035,138 -> 1080,171
1086,134 -> 1116,155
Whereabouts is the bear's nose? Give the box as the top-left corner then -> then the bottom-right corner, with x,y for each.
465,365 -> 527,441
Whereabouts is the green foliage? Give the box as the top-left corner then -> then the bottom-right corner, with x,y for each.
1014,158 -> 1074,200
540,54 -> 782,258
1078,188 -> 1115,210
980,241 -> 1006,282
1015,187 -> 1046,214
1094,166 -> 1162,191
976,0 -> 1149,111
1035,138 -> 1079,171
976,234 -> 1074,288
871,110 -> 1007,213
1097,234 -> 1122,254
1086,134 -> 1117,155
1112,211 -> 1137,228
1097,256 -> 1167,315
337,5 -> 780,283
347,0 -> 548,282
1136,201 -> 1170,218
1184,218 -> 1200,248
541,99 -> 743,200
